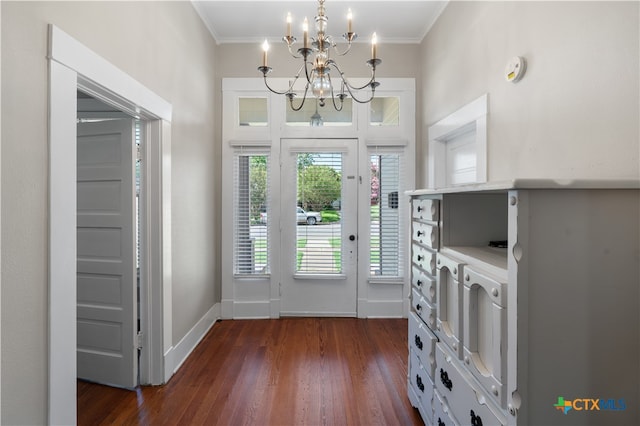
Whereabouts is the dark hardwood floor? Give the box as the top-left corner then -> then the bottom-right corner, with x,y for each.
78,317 -> 423,425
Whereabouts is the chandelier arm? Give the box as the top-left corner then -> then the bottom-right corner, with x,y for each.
329,62 -> 377,91
327,74 -> 344,112
286,43 -> 303,59
345,86 -> 377,104
329,94 -> 344,111
330,41 -> 354,57
260,62 -> 309,95
303,57 -> 317,86
288,83 -> 311,112
262,75 -> 294,95
339,76 -> 377,104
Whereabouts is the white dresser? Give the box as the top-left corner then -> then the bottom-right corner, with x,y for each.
407,180 -> 640,426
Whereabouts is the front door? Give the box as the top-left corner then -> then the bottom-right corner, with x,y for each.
76,119 -> 138,388
280,139 -> 358,316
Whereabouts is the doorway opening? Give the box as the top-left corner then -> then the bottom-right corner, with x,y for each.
76,92 -> 145,389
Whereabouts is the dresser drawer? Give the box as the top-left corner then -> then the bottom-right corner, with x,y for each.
462,266 -> 507,408
412,244 -> 436,276
412,221 -> 439,250
408,379 -> 433,426
435,344 -> 506,426
433,390 -> 458,426
412,288 -> 436,329
410,348 -> 434,423
412,265 -> 436,304
412,198 -> 439,222
409,311 -> 438,380
436,253 -> 465,358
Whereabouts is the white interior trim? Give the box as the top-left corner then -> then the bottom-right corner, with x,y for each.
48,24 -> 172,425
228,139 -> 272,147
428,94 -> 488,189
0,3 -> 3,417
49,25 -> 171,121
48,59 -> 78,426
365,138 -> 409,147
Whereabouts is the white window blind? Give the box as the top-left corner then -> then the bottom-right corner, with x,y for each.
369,152 -> 405,277
296,153 -> 343,274
233,152 -> 270,275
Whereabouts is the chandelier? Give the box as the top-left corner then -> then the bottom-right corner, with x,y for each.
258,0 -> 381,111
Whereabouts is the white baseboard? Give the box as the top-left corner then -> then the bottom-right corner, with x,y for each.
164,303 -> 220,381
231,301 -> 271,319
358,299 -> 406,318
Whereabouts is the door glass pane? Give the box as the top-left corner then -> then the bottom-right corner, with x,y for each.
370,97 -> 400,126
296,153 -> 343,273
286,98 -> 352,127
239,98 -> 268,127
370,154 -> 402,276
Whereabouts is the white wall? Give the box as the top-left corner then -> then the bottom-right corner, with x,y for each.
419,1 -> 640,186
1,1 -> 218,423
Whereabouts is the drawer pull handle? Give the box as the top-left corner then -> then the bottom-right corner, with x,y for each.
416,230 -> 424,237
416,304 -> 422,312
416,375 -> 425,392
417,206 -> 423,212
417,255 -> 423,261
437,419 -> 445,426
414,335 -> 423,350
440,368 -> 452,391
470,410 -> 483,426
416,279 -> 423,287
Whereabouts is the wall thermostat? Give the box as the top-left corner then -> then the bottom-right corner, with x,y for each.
505,56 -> 526,83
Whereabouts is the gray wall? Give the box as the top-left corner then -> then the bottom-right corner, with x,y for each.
1,1 -> 218,423
418,1 -> 640,186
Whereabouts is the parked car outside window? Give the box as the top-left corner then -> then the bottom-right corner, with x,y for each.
259,207 -> 322,225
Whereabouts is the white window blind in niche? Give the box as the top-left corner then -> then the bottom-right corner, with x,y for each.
296,153 -> 343,274
233,152 -> 270,275
370,152 -> 405,277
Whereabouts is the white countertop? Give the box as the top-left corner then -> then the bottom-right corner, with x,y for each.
406,178 -> 640,196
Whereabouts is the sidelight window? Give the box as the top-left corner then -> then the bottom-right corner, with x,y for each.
369,153 -> 405,277
233,153 -> 270,274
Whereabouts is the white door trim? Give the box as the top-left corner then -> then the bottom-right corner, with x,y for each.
48,24 -> 172,425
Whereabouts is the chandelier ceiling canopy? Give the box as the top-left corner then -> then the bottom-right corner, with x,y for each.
258,0 -> 381,111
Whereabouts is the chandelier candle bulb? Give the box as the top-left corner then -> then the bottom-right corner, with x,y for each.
286,13 -> 292,38
262,40 -> 269,67
372,32 -> 378,60
303,17 -> 309,49
347,9 -> 353,34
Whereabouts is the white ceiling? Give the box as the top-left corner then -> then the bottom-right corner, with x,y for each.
192,0 -> 449,44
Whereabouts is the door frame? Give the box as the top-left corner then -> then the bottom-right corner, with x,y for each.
48,25 -> 172,424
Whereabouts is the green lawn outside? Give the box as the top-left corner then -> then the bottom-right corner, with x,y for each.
370,204 -> 380,220
321,210 -> 341,223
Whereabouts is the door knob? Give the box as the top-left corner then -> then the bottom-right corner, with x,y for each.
349,235 -> 356,241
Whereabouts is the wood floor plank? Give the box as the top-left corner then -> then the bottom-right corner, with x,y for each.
78,318 -> 423,426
